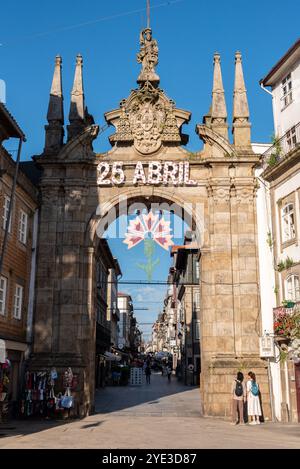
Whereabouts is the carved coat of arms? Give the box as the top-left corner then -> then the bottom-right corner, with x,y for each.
129,101 -> 165,154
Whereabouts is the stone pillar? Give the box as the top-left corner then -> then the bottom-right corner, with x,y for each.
200,163 -> 271,420
30,165 -> 96,417
82,246 -> 96,415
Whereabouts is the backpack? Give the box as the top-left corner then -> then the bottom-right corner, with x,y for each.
235,380 -> 243,397
251,381 -> 259,396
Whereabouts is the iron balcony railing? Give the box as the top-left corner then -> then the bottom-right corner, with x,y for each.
262,121 -> 300,170
273,300 -> 300,317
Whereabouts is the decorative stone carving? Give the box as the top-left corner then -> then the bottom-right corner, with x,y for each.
137,28 -> 160,85
107,81 -> 188,155
105,28 -> 190,155
65,188 -> 88,211
196,124 -> 238,158
129,83 -> 165,154
207,184 -> 231,203
41,187 -> 59,206
235,185 -> 257,204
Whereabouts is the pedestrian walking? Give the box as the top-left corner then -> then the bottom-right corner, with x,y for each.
167,365 -> 172,382
231,371 -> 246,425
246,371 -> 262,425
145,365 -> 151,384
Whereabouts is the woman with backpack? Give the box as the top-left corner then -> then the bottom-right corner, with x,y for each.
231,371 -> 246,425
246,371 -> 262,425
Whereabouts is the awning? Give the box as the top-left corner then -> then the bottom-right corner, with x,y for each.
104,351 -> 121,361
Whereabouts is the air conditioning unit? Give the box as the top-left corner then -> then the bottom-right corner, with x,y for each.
259,334 -> 275,358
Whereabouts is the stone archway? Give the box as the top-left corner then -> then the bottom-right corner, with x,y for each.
31,26 -> 271,419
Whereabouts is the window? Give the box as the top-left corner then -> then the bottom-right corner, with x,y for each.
281,73 -> 293,108
281,203 -> 296,242
286,275 -> 300,302
0,277 -> 7,315
286,126 -> 297,151
195,260 -> 200,280
2,196 -> 11,232
19,210 -> 28,244
13,284 -> 23,319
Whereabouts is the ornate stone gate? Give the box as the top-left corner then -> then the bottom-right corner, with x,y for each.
31,28 -> 271,418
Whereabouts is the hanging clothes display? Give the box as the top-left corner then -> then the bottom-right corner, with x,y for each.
0,359 -> 11,423
19,367 -> 75,419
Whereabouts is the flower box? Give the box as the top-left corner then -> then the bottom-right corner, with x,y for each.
274,336 -> 291,346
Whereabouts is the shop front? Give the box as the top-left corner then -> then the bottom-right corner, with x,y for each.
95,323 -> 111,388
0,339 -> 29,422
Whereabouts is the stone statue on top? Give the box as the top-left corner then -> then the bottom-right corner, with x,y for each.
137,28 -> 160,86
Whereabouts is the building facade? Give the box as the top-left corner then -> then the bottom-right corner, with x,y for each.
107,258 -> 121,352
258,39 -> 300,422
0,103 -> 38,413
95,239 -> 116,388
170,235 -> 201,385
117,292 -> 134,351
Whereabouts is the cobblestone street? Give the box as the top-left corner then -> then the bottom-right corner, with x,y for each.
0,374 -> 299,449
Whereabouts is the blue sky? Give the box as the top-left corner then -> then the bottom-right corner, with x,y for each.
2,0 -> 299,156
1,0 -> 299,340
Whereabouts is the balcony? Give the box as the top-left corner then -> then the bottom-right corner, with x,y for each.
262,122 -> 300,171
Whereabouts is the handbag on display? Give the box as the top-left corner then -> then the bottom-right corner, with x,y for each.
50,368 -> 58,380
46,387 -> 56,410
61,388 -> 74,409
63,368 -> 73,389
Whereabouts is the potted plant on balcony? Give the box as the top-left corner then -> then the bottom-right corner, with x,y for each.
267,135 -> 282,167
282,299 -> 295,309
274,305 -> 300,360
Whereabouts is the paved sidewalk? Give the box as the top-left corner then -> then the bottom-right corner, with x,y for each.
94,371 -> 202,417
0,373 -> 299,449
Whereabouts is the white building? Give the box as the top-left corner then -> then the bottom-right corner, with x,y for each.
257,38 -> 300,423
117,292 -> 133,350
261,38 -> 300,140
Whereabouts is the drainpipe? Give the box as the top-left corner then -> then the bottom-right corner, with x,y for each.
260,81 -> 273,96
267,356 -> 276,422
284,360 -> 291,422
26,209 -> 39,348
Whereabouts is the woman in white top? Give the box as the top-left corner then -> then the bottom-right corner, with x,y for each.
246,371 -> 262,425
